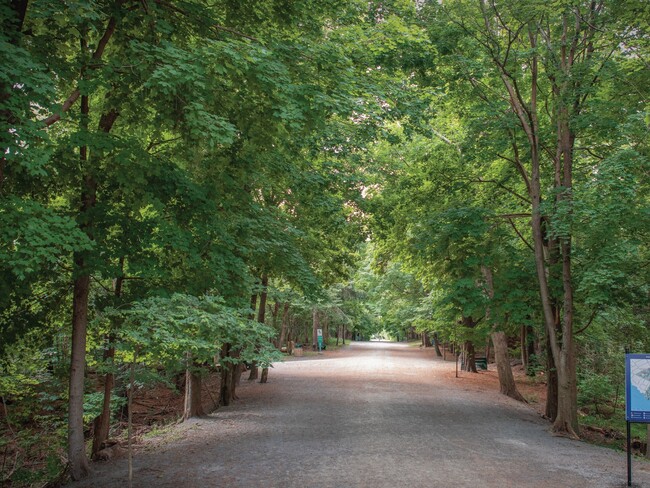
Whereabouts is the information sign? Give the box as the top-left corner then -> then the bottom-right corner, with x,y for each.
625,353 -> 650,422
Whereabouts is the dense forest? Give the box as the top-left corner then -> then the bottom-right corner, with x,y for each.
1,0 -> 648,485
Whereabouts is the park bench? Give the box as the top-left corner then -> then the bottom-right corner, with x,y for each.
474,357 -> 488,370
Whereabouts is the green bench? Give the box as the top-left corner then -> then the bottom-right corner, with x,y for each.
474,357 -> 488,370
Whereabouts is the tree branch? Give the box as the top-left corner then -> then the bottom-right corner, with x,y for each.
507,218 -> 534,252
43,9 -> 121,127
575,308 -> 598,335
490,213 -> 531,219
471,177 -> 531,204
153,0 -> 258,41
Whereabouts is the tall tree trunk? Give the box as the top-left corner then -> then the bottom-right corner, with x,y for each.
433,332 -> 442,357
554,100 -> 578,434
91,267 -> 123,459
68,85 -> 92,480
461,316 -> 477,373
231,346 -> 243,392
247,291 -> 259,381
270,301 -> 280,348
312,308 -> 320,351
477,4 -> 586,436
69,268 -> 91,480
249,275 -> 268,381
492,332 -> 526,402
91,342 -> 115,459
481,264 -> 523,400
278,303 -> 289,350
79,105 -> 124,464
323,314 -> 329,346
219,343 -> 235,406
545,326 -> 559,421
55,12 -> 120,475
183,360 -> 205,420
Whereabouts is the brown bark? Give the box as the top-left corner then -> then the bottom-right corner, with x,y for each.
91,343 -> 115,459
545,326 -> 559,422
249,292 -> 258,320
231,353 -> 242,396
249,275 -> 268,381
433,333 -> 443,357
481,265 -> 523,402
278,303 -> 289,350
219,343 -> 235,406
312,308 -> 320,351
259,367 -> 268,384
91,264 -> 124,459
247,291 -> 259,380
323,314 -> 329,345
270,301 -> 280,348
461,316 -> 477,373
69,181 -> 117,471
492,332 -> 526,402
183,364 -> 205,420
68,86 -> 92,480
68,270 -> 91,480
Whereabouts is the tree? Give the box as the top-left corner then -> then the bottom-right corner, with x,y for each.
429,0 -> 650,436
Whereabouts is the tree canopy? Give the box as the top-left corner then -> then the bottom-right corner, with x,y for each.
1,0 -> 648,483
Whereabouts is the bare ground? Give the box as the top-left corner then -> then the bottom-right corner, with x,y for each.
68,341 -> 650,488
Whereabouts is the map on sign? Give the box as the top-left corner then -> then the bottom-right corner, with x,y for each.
625,354 -> 650,422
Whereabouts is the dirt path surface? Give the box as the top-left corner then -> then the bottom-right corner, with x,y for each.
69,341 -> 650,488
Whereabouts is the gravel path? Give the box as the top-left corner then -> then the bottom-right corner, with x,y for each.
69,341 -> 650,488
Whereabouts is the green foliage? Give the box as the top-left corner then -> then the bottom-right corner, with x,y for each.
1,0 -> 648,482
114,294 -> 281,371
578,372 -> 615,415
0,197 -> 93,280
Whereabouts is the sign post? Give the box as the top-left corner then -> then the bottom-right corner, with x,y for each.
624,352 -> 650,487
317,328 -> 323,353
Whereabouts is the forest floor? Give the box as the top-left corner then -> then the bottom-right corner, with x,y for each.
67,341 -> 650,488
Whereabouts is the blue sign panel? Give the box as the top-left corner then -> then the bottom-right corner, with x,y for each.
625,353 -> 650,422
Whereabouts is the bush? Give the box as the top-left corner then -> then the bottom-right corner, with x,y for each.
578,371 -> 615,414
